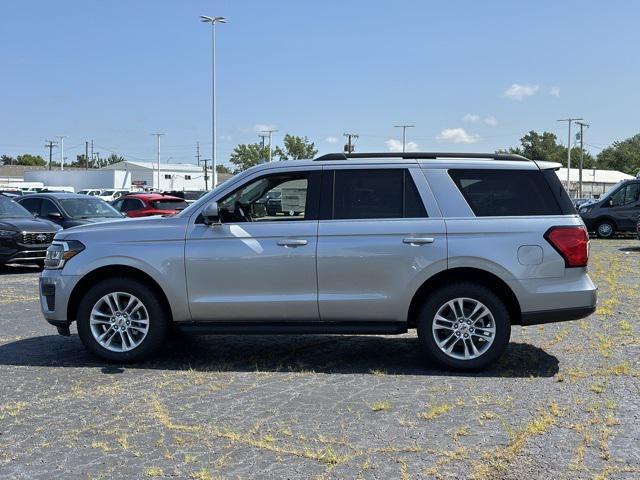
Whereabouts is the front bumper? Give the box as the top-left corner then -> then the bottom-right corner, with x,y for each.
39,269 -> 82,331
0,245 -> 48,264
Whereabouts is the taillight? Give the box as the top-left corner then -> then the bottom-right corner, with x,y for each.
544,226 -> 589,268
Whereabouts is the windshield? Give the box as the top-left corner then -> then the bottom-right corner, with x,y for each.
0,196 -> 33,218
152,200 -> 189,210
58,198 -> 121,219
102,190 -> 116,196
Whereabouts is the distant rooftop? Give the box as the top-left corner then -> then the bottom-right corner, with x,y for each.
100,160 -> 205,172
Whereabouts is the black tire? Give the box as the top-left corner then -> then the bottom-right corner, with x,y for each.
416,282 -> 511,371
595,220 -> 615,239
76,278 -> 169,363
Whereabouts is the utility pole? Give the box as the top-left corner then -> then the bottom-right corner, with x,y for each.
56,136 -> 67,171
151,133 -> 165,191
394,125 -> 415,152
557,118 -> 583,195
203,159 -> 210,190
196,141 -> 201,166
85,141 -> 89,170
45,140 -> 58,171
91,140 -> 94,168
575,121 -> 590,198
343,133 -> 359,153
261,129 -> 278,162
258,133 -> 269,163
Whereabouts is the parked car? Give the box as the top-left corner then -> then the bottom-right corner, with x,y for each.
98,189 -> 130,202
0,195 -> 60,267
77,189 -> 103,196
163,190 -> 207,204
111,193 -> 189,217
0,189 -> 23,198
578,178 -> 640,238
573,198 -> 590,209
41,186 -> 75,193
40,152 -> 596,370
17,193 -> 123,229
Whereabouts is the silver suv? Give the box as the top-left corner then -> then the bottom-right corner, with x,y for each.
40,152 -> 597,370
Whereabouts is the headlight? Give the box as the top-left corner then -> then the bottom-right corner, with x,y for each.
44,240 -> 85,269
579,207 -> 592,215
0,229 -> 18,239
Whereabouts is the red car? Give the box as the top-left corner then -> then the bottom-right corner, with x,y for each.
111,193 -> 189,218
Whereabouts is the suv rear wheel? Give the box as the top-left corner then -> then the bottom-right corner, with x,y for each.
595,220 -> 615,238
417,283 -> 511,371
77,278 -> 169,363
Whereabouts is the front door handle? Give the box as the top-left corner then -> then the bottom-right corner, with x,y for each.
403,237 -> 435,245
277,238 -> 308,247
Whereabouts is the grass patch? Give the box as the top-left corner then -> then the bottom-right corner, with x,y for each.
419,404 -> 453,420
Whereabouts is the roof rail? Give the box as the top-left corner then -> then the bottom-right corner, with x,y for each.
313,152 -> 531,162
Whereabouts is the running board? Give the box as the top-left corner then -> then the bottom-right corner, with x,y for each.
174,321 -> 408,335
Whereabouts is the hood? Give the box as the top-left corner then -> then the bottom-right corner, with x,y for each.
0,217 -> 60,233
56,215 -> 187,242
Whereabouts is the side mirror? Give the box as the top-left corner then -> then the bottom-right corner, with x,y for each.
606,199 -> 613,207
202,202 -> 221,225
48,212 -> 63,220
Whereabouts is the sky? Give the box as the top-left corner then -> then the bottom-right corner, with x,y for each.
1,0 -> 639,168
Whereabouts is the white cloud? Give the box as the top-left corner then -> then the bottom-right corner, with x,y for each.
436,128 -> 482,144
464,114 -> 497,126
385,139 -> 419,152
503,83 -> 539,101
325,136 -> 339,144
254,123 -> 277,133
483,115 -> 497,126
463,114 -> 481,124
550,86 -> 560,97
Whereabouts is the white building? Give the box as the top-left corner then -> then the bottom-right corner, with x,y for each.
555,168 -> 634,198
24,161 -> 209,192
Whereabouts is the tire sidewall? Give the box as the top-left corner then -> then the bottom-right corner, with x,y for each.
76,278 -> 168,363
417,283 -> 511,371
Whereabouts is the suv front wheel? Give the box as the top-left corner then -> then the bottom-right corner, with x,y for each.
417,283 -> 511,371
77,278 -> 169,363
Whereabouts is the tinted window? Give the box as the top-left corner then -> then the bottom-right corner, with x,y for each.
332,169 -> 427,219
610,183 -> 640,206
41,199 -> 61,217
449,169 -> 563,217
121,199 -> 144,212
19,197 -> 41,215
58,198 -> 121,218
152,200 -> 189,210
0,196 -> 32,218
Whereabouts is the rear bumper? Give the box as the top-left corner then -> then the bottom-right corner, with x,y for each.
521,305 -> 596,326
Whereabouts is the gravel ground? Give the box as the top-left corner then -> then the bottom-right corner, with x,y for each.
0,239 -> 638,480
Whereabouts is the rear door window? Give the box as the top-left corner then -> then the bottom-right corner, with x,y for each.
449,169 -> 563,216
19,197 -> 41,216
331,169 -> 427,219
121,199 -> 144,212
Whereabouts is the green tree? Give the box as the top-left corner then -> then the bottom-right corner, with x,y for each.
499,130 -> 595,168
229,143 -> 271,172
596,134 -> 640,176
215,164 -> 232,174
1,155 -> 16,165
15,154 -> 46,166
274,134 -> 318,161
71,154 -> 90,168
105,154 -> 125,165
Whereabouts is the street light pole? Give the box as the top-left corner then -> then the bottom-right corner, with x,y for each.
56,136 -> 67,171
557,118 -> 583,195
200,15 -> 227,188
575,121 -> 589,198
261,129 -> 278,162
151,133 -> 164,191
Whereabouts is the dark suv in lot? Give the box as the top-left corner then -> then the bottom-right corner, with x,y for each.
578,178 -> 640,238
0,195 -> 60,266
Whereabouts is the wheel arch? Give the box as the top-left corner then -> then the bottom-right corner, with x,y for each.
67,265 -> 174,324
594,216 -> 618,230
407,267 -> 522,328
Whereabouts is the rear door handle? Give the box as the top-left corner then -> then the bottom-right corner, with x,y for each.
403,237 -> 435,245
277,238 -> 308,247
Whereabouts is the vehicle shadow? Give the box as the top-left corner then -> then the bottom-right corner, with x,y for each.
0,333 -> 559,378
619,246 -> 640,252
0,264 -> 42,275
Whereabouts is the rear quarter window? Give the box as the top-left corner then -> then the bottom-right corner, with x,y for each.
449,169 -> 565,216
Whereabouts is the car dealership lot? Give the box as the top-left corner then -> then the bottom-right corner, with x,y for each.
0,239 -> 638,480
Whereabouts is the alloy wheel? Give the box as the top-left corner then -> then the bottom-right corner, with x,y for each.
89,292 -> 150,352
